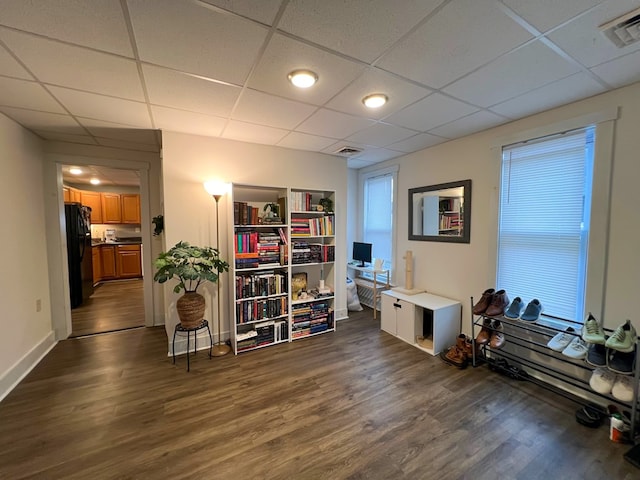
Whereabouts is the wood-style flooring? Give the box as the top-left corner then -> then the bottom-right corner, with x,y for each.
0,309 -> 637,479
70,279 -> 144,337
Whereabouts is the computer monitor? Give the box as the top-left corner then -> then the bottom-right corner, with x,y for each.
352,241 -> 372,267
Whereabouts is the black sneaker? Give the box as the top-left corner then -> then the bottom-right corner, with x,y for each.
575,404 -> 604,428
608,350 -> 635,375
586,343 -> 607,367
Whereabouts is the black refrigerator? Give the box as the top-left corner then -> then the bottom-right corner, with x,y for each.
65,203 -> 94,308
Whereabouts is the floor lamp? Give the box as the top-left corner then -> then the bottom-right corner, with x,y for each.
204,181 -> 231,356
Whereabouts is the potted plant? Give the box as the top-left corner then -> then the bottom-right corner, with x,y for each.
154,241 -> 229,328
263,202 -> 279,218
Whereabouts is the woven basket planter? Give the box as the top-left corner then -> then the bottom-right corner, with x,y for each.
176,291 -> 205,328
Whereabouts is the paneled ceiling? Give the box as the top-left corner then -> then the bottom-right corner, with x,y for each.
2,0 -> 640,169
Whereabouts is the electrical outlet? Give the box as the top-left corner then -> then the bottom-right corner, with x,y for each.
135,227 -> 140,233
36,299 -> 42,312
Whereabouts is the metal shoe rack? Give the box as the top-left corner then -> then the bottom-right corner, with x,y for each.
469,297 -> 640,443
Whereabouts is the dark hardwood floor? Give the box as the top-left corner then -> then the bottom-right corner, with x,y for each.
71,279 -> 144,337
0,308 -> 637,479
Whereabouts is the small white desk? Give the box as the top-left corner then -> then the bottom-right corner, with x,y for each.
347,264 -> 390,319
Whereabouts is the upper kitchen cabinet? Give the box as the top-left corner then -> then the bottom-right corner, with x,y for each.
63,186 -> 81,203
81,191 -> 103,224
101,193 -> 122,223
121,194 -> 141,224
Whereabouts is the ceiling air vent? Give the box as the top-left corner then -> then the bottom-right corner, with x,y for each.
599,7 -> 640,48
333,146 -> 363,157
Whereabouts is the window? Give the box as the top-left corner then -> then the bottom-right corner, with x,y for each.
360,167 -> 397,275
497,127 -> 594,322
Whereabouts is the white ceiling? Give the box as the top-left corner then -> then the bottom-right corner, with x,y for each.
2,0 -> 640,170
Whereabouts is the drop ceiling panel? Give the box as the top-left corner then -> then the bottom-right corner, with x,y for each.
93,166 -> 140,186
443,41 -> 581,107
34,130 -> 98,145
198,0 -> 283,25
346,123 -> 417,148
387,132 -> 447,153
0,30 -> 144,101
143,65 -> 241,117
232,89 -> 318,130
352,147 -> 403,163
296,109 -> 375,138
128,0 -> 268,84
248,33 -> 366,105
0,43 -> 33,80
48,86 -> 152,127
377,0 -> 532,89
386,93 -> 478,131
78,118 -> 159,145
501,0 -> 601,33
0,0 -> 133,56
0,107 -> 81,133
590,50 -> 640,88
547,0 -> 640,68
278,0 -> 443,63
0,77 -> 65,113
490,72 -> 606,118
325,68 -> 431,120
222,119 -> 289,145
429,111 -> 507,139
276,131 -> 338,151
152,105 -> 226,137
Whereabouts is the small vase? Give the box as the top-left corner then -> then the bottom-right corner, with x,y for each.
176,291 -> 205,328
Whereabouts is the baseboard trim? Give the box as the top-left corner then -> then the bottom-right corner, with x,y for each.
335,308 -> 349,321
0,331 -> 57,403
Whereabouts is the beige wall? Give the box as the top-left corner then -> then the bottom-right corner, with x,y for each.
0,114 -> 55,401
359,81 -> 640,333
160,131 -> 349,345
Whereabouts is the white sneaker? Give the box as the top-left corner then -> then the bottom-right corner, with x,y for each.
562,336 -> 588,359
547,327 -> 576,351
611,375 -> 634,402
589,367 -> 615,394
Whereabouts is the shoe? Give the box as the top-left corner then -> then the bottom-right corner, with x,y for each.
475,318 -> 492,345
440,345 -> 468,369
562,336 -> 588,359
608,350 -> 635,375
582,313 -> 605,344
485,290 -> 509,316
589,367 -> 615,394
489,320 -> 505,349
586,343 -> 607,367
462,336 -> 483,361
575,404 -> 604,428
605,320 -> 637,352
612,375 -> 634,402
473,288 -> 495,315
520,299 -> 543,322
547,327 -> 576,351
504,296 -> 524,319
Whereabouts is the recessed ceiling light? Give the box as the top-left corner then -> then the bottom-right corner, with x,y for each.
362,93 -> 388,109
69,167 -> 82,175
288,69 -> 318,89
90,178 -> 101,185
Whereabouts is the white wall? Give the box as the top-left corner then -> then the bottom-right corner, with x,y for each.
358,81 -> 640,334
161,131 -> 349,348
346,168 -> 358,260
0,114 -> 55,401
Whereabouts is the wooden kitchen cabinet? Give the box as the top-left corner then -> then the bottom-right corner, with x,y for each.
101,193 -> 122,223
92,247 -> 102,283
116,244 -> 142,278
81,191 -> 103,224
121,194 -> 141,224
70,187 -> 82,202
63,187 -> 70,202
100,245 -> 117,279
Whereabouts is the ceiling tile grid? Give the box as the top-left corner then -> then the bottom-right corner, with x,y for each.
0,0 -> 639,169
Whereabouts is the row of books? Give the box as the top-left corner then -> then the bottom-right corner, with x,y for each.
439,213 -> 461,230
291,242 -> 335,264
237,320 -> 288,351
236,296 -> 287,324
291,215 -> 334,236
235,272 -> 288,299
234,229 -> 285,253
289,191 -> 314,212
234,202 -> 261,225
292,323 -> 330,338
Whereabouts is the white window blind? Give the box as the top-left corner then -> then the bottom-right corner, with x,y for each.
363,173 -> 394,270
498,127 -> 594,322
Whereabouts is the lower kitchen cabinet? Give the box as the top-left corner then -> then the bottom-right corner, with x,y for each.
116,245 -> 142,278
92,247 -> 102,283
95,244 -> 142,281
100,245 -> 117,279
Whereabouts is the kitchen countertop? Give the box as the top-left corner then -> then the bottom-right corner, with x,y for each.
92,237 -> 142,246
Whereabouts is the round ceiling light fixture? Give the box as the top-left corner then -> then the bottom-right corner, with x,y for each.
362,93 -> 388,109
90,178 -> 101,185
288,69 -> 318,89
69,167 -> 83,175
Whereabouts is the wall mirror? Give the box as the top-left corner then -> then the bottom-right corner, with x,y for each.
408,179 -> 471,243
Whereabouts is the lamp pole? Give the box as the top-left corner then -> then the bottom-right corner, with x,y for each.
211,191 -> 230,356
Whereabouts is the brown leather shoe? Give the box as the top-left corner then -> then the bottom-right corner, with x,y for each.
475,318 -> 492,345
485,289 -> 510,316
441,345 -> 468,368
463,337 -> 482,359
490,320 -> 506,349
473,288 -> 495,315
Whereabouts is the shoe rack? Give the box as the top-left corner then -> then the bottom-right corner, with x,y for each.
469,297 -> 640,444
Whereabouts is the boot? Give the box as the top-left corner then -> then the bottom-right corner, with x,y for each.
490,320 -> 506,349
441,345 -> 468,369
476,318 -> 492,345
463,336 -> 483,360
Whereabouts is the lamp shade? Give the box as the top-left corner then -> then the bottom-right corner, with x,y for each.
204,181 -> 228,196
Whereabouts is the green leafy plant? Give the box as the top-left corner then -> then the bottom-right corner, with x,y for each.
263,202 -> 279,217
154,241 -> 229,294
318,197 -> 333,213
152,214 -> 164,236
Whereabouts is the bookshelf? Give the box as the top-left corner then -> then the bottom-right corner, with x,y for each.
229,185 -> 336,353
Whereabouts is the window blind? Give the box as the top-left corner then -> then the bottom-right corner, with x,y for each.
363,173 -> 393,269
498,127 -> 594,321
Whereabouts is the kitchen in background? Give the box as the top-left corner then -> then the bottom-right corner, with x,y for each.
63,165 -> 145,337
